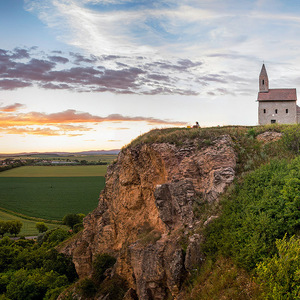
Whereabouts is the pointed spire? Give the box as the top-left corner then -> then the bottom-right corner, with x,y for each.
260,64 -> 267,77
259,64 -> 269,92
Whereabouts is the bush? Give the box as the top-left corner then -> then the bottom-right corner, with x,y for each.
282,125 -> 300,153
204,157 -> 300,270
73,223 -> 84,234
92,254 -> 116,283
79,278 -> 97,298
256,235 -> 300,299
46,228 -> 70,246
36,222 -> 48,233
62,214 -> 82,230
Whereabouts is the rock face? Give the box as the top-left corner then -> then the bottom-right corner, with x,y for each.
257,131 -> 282,143
60,135 -> 236,299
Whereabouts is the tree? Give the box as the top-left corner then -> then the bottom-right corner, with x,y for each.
62,214 -> 82,230
36,222 -> 48,233
0,221 -> 9,238
6,220 -> 22,236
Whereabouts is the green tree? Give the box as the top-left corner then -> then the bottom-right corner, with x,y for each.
0,221 -> 9,237
62,214 -> 82,230
35,222 -> 48,233
7,220 -> 22,237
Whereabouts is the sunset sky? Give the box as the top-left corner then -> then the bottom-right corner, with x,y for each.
2,0 -> 300,153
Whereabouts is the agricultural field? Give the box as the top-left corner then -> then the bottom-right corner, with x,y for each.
0,165 -> 108,177
0,176 -> 105,220
0,165 -> 107,225
0,210 -> 68,236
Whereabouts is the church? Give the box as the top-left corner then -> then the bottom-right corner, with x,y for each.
257,64 -> 300,125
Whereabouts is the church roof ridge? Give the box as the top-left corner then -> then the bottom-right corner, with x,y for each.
258,88 -> 297,101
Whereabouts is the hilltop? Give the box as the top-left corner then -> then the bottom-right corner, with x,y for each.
58,125 -> 300,299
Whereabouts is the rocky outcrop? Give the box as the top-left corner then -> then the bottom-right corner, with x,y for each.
257,131 -> 282,143
60,134 -> 236,299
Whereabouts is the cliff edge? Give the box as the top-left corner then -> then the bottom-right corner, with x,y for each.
60,132 -> 236,299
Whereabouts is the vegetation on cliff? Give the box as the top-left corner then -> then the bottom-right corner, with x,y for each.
127,124 -> 300,299
0,229 -> 77,299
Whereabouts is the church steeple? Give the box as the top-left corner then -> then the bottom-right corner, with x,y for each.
259,64 -> 269,93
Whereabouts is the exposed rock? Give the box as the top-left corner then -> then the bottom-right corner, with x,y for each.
60,135 -> 236,299
257,131 -> 282,143
203,215 -> 219,226
184,234 -> 204,272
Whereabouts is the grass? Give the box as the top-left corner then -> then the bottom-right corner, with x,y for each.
0,177 -> 105,220
0,165 -> 108,177
185,257 -> 262,300
0,210 -> 68,236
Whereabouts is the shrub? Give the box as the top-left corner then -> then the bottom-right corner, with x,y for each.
92,254 -> 116,284
79,278 -> 97,298
282,125 -> 300,153
256,235 -> 300,299
36,222 -> 48,233
46,228 -> 70,245
62,214 -> 82,230
204,157 -> 300,271
73,223 -> 84,234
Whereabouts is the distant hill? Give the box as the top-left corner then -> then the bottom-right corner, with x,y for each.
0,149 -> 120,157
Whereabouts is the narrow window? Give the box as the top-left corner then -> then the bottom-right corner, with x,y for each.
263,109 -> 266,114
271,120 -> 276,124
275,109 -> 278,114
262,79 -> 264,85
286,109 -> 289,113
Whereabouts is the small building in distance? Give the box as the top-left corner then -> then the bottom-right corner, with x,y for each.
257,64 -> 300,125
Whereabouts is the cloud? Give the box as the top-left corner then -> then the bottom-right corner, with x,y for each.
0,107 -> 187,136
0,47 -> 204,95
0,103 -> 25,112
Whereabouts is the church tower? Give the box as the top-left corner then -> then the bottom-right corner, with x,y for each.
259,64 -> 269,92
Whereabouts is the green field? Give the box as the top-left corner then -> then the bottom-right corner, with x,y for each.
1,154 -> 118,163
0,176 -> 105,220
0,210 -> 68,236
0,165 -> 108,177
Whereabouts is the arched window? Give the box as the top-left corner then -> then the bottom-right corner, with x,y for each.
275,109 -> 278,114
263,109 -> 266,114
262,79 -> 264,85
286,109 -> 289,114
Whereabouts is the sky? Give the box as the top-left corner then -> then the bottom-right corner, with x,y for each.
2,0 -> 300,153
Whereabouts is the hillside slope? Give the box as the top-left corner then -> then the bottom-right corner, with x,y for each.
59,125 -> 294,299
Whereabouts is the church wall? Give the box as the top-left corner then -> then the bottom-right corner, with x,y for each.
258,101 -> 297,125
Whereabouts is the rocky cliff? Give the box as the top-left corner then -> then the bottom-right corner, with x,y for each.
60,134 -> 236,299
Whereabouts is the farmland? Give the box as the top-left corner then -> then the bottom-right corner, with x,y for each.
0,161 -> 110,227
0,176 -> 105,220
0,210 -> 68,236
0,165 -> 108,177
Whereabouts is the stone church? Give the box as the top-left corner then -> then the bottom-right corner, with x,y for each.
257,64 -> 300,125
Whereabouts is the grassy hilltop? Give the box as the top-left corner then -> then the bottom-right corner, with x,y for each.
127,124 -> 300,299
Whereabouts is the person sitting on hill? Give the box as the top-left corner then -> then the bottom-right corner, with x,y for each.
192,122 -> 200,128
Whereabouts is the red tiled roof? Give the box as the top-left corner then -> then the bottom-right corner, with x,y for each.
257,88 -> 297,101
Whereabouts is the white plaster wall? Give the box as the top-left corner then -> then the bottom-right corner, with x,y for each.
258,101 -> 297,125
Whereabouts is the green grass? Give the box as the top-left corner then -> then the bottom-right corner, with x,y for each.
0,177 -> 105,220
0,210 -> 68,236
0,165 -> 108,177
